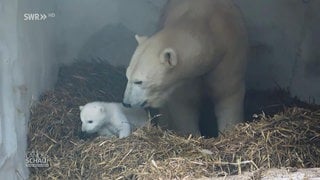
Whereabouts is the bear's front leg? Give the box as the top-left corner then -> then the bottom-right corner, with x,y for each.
162,98 -> 201,136
98,127 -> 116,137
118,122 -> 131,138
205,52 -> 247,133
212,84 -> 245,132
110,112 -> 131,138
160,80 -> 202,135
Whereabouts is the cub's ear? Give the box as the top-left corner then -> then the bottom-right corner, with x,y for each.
79,106 -> 84,111
135,34 -> 148,44
160,48 -> 178,68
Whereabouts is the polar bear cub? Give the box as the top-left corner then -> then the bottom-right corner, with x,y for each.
79,102 -> 148,138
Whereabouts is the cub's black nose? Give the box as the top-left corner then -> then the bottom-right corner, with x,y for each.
122,102 -> 131,108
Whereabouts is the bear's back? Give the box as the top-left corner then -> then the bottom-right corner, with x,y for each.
161,0 -> 236,27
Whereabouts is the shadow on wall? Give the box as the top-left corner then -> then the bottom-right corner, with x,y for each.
78,24 -> 137,67
303,25 -> 320,78
305,58 -> 320,77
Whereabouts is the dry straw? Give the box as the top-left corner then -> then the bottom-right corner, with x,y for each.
28,60 -> 320,179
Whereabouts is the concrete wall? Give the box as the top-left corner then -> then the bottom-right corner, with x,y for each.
290,0 -> 320,103
58,0 -> 166,66
0,0 -> 319,179
55,0 -> 119,64
234,0 -> 320,103
0,0 -> 57,179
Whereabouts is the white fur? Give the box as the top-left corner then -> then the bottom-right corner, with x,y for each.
79,102 -> 147,138
123,0 -> 248,135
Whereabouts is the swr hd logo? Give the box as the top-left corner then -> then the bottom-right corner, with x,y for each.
24,13 -> 55,21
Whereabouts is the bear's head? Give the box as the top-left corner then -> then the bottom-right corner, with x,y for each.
79,102 -> 108,134
123,34 -> 183,108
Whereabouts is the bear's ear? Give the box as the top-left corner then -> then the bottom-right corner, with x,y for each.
135,34 -> 148,44
79,106 -> 84,111
160,48 -> 178,68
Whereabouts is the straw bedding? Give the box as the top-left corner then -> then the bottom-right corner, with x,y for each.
28,60 -> 320,179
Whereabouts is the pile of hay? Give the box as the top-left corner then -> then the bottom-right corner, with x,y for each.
28,61 -> 320,179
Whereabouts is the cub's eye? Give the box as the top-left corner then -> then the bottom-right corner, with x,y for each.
133,81 -> 143,85
88,120 -> 93,124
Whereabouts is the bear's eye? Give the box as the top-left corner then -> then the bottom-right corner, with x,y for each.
133,81 -> 143,85
88,120 -> 93,124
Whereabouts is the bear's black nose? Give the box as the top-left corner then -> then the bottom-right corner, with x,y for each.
122,102 -> 132,108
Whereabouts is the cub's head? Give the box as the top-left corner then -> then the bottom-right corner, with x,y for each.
79,102 -> 107,134
123,34 -> 181,108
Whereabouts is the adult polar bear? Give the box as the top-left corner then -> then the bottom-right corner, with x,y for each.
123,0 -> 248,135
